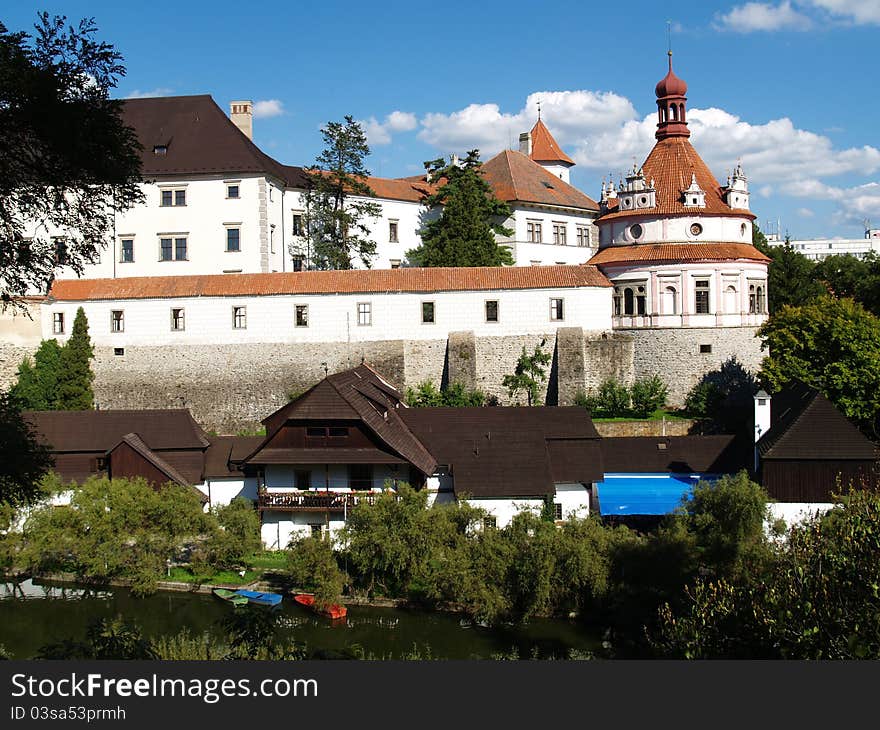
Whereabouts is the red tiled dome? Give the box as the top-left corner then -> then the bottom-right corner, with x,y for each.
655,53 -> 687,98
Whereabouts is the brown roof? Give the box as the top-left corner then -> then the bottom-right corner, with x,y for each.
247,448 -> 408,465
120,95 -> 308,187
110,432 -> 195,489
400,407 -> 602,498
597,137 -> 754,222
252,365 -> 437,476
588,243 -> 769,266
758,385 -> 879,461
49,265 -> 611,302
529,119 -> 575,166
600,435 -> 748,474
365,176 -> 436,203
481,150 -> 598,212
24,409 -> 210,452
204,436 -> 264,478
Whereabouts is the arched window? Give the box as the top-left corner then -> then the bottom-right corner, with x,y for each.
749,284 -> 756,314
724,285 -> 737,313
624,288 -> 634,315
662,286 -> 677,315
757,286 -> 765,313
679,103 -> 685,122
670,104 -> 678,121
613,287 -> 621,316
636,286 -> 646,316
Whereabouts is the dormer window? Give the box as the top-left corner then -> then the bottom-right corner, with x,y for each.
153,145 -> 168,156
683,174 -> 706,208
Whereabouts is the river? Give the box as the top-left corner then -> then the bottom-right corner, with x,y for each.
0,580 -> 602,660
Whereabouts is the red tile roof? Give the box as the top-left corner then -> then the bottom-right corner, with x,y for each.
481,150 -> 598,211
597,137 -> 754,222
529,119 -> 575,166
49,265 -> 611,302
588,243 -> 769,266
365,176 -> 436,203
120,95 -> 308,187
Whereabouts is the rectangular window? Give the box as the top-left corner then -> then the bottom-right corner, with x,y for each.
295,470 -> 311,489
160,237 -> 173,261
113,347 -> 124,357
527,221 -> 543,243
390,259 -> 401,269
292,256 -> 304,272
226,183 -> 240,199
553,223 -> 567,246
174,237 -> 187,260
328,427 -> 348,438
120,238 -> 134,263
232,306 -> 247,329
483,516 -> 497,530
160,188 -> 187,206
357,302 -> 372,326
700,344 -> 712,354
295,304 -> 308,327
306,427 -> 325,438
485,300 -> 499,323
226,227 -> 241,252
550,298 -> 564,321
349,464 -> 372,490
389,220 -> 399,243
576,226 -> 590,247
52,312 -> 64,335
54,238 -> 68,265
554,503 -> 563,521
695,279 -> 711,314
309,524 -> 323,537
422,301 -> 435,324
292,213 -> 304,236
110,310 -> 124,333
170,308 -> 185,331
270,225 -> 275,255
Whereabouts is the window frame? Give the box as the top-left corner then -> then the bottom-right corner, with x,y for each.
292,212 -> 304,237
526,220 -> 543,243
52,312 -> 65,335
225,181 -> 241,199
110,309 -> 124,333
295,304 -> 309,328
389,220 -> 399,243
485,299 -> 499,323
421,301 -> 435,325
170,307 -> 185,332
357,302 -> 372,327
225,225 -> 242,253
552,222 -> 567,246
119,237 -> 135,263
159,186 -> 187,207
550,297 -> 565,321
232,305 -> 247,330
694,279 -> 711,315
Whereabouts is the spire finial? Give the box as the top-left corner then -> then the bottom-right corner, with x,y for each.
537,99 -> 542,121
667,20 -> 673,69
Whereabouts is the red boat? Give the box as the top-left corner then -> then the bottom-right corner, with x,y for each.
293,593 -> 348,620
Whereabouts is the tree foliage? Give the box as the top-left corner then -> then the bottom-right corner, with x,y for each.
298,116 -> 381,270
0,392 -> 53,506
205,497 -> 262,571
0,13 -> 143,304
577,375 -> 668,418
683,356 -> 757,432
654,489 -> 880,659
286,534 -> 346,609
758,296 -> 880,435
9,338 -> 62,409
405,380 -> 495,407
407,150 -> 514,267
502,340 -> 552,406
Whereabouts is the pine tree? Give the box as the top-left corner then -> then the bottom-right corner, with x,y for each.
408,150 -> 514,267
10,339 -> 63,410
297,116 -> 381,270
55,307 -> 94,410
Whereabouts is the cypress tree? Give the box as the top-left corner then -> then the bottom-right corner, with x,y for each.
56,307 -> 95,410
10,339 -> 63,410
408,150 -> 514,267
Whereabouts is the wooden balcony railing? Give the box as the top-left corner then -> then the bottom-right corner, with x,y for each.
257,490 -> 384,513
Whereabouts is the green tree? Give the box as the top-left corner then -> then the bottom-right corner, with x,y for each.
0,392 -> 53,506
36,617 -> 158,659
206,497 -> 261,570
683,356 -> 757,432
815,252 -> 880,317
502,341 -> 552,406
9,338 -> 63,409
758,296 -> 880,435
55,306 -> 94,409
405,380 -> 492,407
408,150 -> 514,267
299,116 -> 381,270
286,534 -> 346,609
629,375 -> 669,418
1,13 -> 142,304
753,228 -> 824,313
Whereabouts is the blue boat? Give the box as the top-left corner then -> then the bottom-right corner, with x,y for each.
234,589 -> 283,607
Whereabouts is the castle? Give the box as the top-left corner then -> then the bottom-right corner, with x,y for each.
3,55 -> 769,432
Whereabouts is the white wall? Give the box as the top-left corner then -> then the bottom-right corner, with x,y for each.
43,284 -> 613,347
263,464 -> 401,491
195,477 -> 259,509
767,502 -> 834,533
502,205 -> 597,266
554,483 -> 591,520
599,214 -> 754,247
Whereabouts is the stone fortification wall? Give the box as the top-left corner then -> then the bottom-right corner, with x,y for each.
86,329 -> 634,432
0,301 -> 44,391
621,326 -> 764,406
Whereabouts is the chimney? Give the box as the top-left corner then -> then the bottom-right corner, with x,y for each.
230,100 -> 253,140
519,131 -> 532,156
753,389 -> 771,472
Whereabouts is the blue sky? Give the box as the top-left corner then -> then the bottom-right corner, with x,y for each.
5,1 -> 879,238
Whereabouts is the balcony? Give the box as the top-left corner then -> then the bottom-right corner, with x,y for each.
257,489 -> 385,513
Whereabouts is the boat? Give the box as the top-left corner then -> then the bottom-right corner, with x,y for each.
213,588 -> 248,607
233,589 -> 283,607
293,593 -> 347,620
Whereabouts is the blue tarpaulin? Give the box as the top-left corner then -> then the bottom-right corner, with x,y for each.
596,473 -> 720,515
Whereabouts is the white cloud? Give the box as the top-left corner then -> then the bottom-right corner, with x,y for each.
804,0 -> 880,24
760,186 -> 775,197
714,2 -> 813,31
124,87 -> 174,99
784,179 -> 880,226
360,111 -> 418,146
418,90 -> 636,159
796,207 -> 815,217
252,100 -> 284,119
